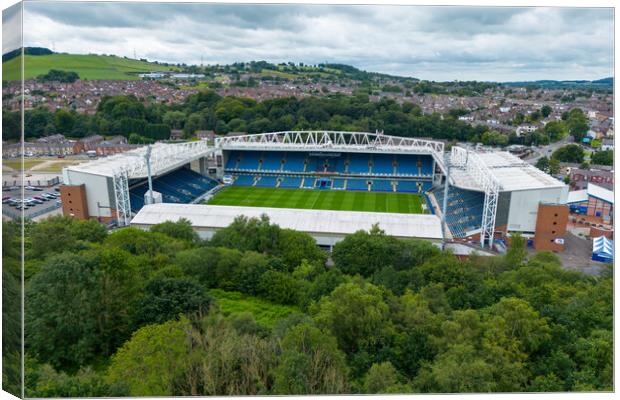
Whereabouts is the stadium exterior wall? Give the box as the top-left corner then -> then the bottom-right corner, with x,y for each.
506,186 -> 569,233
62,169 -> 116,219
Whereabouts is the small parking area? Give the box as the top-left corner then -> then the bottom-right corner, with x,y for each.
2,184 -> 62,220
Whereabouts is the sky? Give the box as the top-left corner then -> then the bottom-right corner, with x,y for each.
6,2 -> 615,82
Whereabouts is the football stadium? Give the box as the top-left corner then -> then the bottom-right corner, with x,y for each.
61,131 -> 569,250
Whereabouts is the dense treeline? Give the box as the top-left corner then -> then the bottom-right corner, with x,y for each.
4,91 -> 490,142
4,90 -> 589,147
2,215 -> 611,396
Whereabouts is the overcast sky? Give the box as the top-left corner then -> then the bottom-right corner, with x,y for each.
12,2 -> 615,82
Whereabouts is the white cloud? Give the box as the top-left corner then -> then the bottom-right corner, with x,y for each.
21,3 -> 614,81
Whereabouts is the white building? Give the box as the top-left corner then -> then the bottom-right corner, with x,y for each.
131,203 -> 444,248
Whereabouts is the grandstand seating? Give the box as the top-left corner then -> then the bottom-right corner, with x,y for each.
348,153 -> 370,174
396,180 -> 420,193
236,151 -> 261,170
260,152 -> 284,171
370,179 -> 393,192
255,176 -> 278,187
347,179 -> 369,191
279,176 -> 303,189
372,154 -> 394,175
233,174 -> 255,186
396,155 -> 433,177
432,186 -> 484,238
332,178 -> 346,189
129,168 -> 218,212
283,152 -> 306,172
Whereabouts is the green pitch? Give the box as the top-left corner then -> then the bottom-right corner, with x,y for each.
207,186 -> 425,214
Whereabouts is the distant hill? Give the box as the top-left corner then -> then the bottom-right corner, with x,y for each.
501,77 -> 613,89
2,52 -> 177,81
2,47 -> 54,62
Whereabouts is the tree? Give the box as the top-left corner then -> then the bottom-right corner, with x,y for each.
551,144 -> 584,163
162,111 -> 186,130
566,109 -> 589,142
543,121 -> 567,142
150,219 -> 199,242
590,150 -> 613,166
364,362 -> 408,394
273,322 -> 349,394
549,157 -> 561,175
312,280 -> 392,354
107,318 -> 192,396
131,277 -> 213,328
505,233 -> 527,267
535,156 -> 550,173
258,270 -> 301,305
541,105 -> 552,118
26,248 -> 140,370
54,109 -> 76,134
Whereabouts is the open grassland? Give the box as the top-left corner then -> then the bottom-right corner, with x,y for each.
3,54 -> 176,80
207,186 -> 425,214
208,289 -> 298,328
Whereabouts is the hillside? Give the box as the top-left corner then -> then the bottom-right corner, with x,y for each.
2,53 -> 176,81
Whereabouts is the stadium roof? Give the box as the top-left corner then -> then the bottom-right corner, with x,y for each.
450,149 -> 566,192
131,203 -> 444,240
64,141 -> 213,179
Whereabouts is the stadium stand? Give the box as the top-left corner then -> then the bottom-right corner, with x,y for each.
233,174 -> 255,186
283,152 -> 306,172
348,153 -> 370,174
396,180 -> 420,193
255,175 -> 278,187
372,154 -> 394,175
279,176 -> 303,189
260,151 -> 284,171
432,186 -> 484,238
370,179 -> 393,192
348,179 -> 369,191
129,168 -> 218,212
236,151 -> 261,171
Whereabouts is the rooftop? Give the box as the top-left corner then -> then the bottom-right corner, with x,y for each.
131,203 -> 444,240
450,149 -> 566,192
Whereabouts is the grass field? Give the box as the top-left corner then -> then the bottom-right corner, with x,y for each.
209,289 -> 298,328
207,186 -> 425,214
3,54 -> 176,81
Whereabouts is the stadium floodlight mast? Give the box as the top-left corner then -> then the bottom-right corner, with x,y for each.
145,145 -> 154,205
440,162 -> 451,250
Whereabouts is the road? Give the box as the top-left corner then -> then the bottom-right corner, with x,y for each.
524,136 -> 573,164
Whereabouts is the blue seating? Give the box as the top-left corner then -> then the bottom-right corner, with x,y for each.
433,186 -> 484,238
420,156 -> 433,176
372,154 -> 394,175
260,152 -> 284,171
396,180 -> 419,193
236,152 -> 261,170
348,154 -> 370,174
332,178 -> 346,189
279,176 -> 302,188
233,175 -> 255,186
255,176 -> 278,187
370,179 -> 393,192
129,168 -> 218,212
284,152 -> 306,172
347,179 -> 369,191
